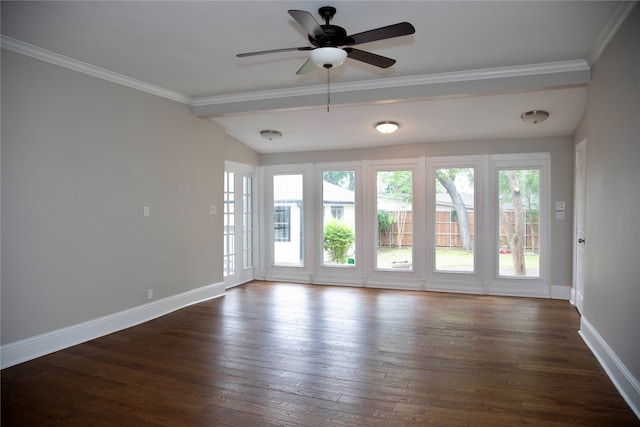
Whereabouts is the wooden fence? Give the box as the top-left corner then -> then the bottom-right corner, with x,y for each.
435,211 -> 475,248
378,210 -> 539,252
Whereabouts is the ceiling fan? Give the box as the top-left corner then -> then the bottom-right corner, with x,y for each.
236,6 -> 415,75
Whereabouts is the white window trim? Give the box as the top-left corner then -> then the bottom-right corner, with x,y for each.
263,164 -> 315,284
487,153 -> 551,297
364,158 -> 425,290
257,153 -> 551,299
315,162 -> 364,286
426,155 -> 485,294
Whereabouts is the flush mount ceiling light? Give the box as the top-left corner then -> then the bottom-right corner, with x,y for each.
375,121 -> 400,134
521,110 -> 549,124
260,130 -> 282,141
309,47 -> 348,69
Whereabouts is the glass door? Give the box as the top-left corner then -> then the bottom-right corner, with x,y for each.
375,169 -> 414,271
322,170 -> 357,267
223,162 -> 256,288
489,153 -> 549,297
273,174 -> 304,266
434,167 -> 475,273
497,168 -> 541,278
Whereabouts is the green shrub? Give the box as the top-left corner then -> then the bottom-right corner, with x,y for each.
377,210 -> 394,247
324,219 -> 355,264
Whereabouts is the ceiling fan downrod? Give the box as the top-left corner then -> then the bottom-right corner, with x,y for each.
326,67 -> 331,112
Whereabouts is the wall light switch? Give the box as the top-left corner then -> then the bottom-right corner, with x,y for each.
209,205 -> 217,215
143,206 -> 150,217
555,201 -> 566,211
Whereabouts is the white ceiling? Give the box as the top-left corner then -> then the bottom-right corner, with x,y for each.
2,1 -> 635,153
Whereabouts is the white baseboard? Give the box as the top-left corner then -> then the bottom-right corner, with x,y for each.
1,282 -> 225,369
579,316 -> 640,419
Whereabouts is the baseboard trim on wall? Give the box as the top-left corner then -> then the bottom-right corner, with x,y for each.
1,282 -> 226,369
579,316 -> 640,419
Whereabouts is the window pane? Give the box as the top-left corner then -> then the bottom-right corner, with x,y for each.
274,206 -> 291,242
322,171 -> 356,266
273,174 -> 303,266
435,168 -> 475,272
376,170 -> 413,270
243,176 -> 253,269
223,171 -> 235,277
498,169 -> 540,277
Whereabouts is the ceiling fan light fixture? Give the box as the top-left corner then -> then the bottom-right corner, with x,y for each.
260,130 -> 282,141
375,121 -> 399,134
310,47 -> 347,69
521,110 -> 549,124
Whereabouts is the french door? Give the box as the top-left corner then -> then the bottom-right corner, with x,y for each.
260,154 -> 550,297
223,161 -> 256,288
488,154 -> 550,297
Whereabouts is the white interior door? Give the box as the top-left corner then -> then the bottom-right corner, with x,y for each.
224,162 -> 256,288
573,140 -> 587,314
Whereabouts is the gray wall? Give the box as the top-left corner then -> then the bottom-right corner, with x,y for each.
581,4 -> 640,379
1,49 -> 258,344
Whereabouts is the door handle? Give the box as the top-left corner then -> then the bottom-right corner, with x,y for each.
578,238 -> 585,244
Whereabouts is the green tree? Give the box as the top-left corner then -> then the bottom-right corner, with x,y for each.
323,171 -> 355,191
323,219 -> 355,264
377,210 -> 394,247
498,169 -> 539,275
436,168 -> 473,251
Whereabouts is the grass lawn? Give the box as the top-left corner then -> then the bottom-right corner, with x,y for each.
377,247 -> 540,276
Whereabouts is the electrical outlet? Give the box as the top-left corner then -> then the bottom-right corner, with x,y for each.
209,205 -> 217,215
143,206 -> 150,217
147,288 -> 153,299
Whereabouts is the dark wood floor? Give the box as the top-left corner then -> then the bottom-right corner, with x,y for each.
2,281 -> 638,426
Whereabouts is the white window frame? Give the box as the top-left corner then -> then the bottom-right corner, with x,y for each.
315,162 -> 363,286
487,153 -> 550,297
364,158 -> 425,290
263,163 -> 315,283
426,156 -> 485,294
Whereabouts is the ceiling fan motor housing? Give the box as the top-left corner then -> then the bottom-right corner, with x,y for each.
236,6 -> 415,73
309,6 -> 354,47
309,25 -> 350,47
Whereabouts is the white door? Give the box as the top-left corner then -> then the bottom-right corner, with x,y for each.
573,140 -> 587,313
223,162 -> 256,288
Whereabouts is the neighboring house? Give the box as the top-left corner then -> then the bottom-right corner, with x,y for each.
321,180 -> 355,230
274,180 -> 355,264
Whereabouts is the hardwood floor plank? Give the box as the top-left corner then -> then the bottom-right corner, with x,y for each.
3,281 -> 638,426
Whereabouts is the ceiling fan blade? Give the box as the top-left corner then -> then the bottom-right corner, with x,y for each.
295,58 -> 316,75
237,46 -> 313,57
345,48 -> 396,68
346,22 -> 415,46
288,9 -> 327,38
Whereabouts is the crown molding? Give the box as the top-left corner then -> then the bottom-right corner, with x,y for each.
2,34 -> 590,112
191,60 -> 590,107
587,1 -> 638,66
1,35 -> 193,105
